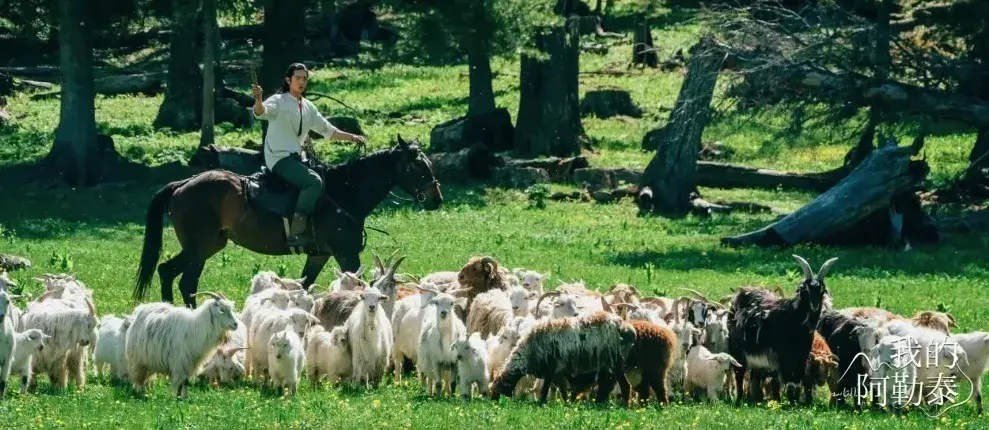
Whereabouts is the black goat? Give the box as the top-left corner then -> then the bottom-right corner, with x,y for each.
817,310 -> 874,409
727,255 -> 837,405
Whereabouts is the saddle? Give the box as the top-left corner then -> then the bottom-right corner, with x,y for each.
244,157 -> 328,256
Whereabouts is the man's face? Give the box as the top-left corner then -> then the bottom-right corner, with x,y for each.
288,70 -> 308,94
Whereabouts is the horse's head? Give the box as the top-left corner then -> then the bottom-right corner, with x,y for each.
394,135 -> 442,210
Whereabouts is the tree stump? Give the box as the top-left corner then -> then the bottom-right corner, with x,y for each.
580,89 -> 643,119
631,15 -> 658,68
427,145 -> 501,183
428,108 -> 514,153
721,139 -> 932,248
574,167 -> 643,189
501,156 -> 589,182
514,18 -> 587,157
640,38 -> 724,216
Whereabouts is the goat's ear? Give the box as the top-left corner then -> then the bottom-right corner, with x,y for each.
455,297 -> 468,309
334,268 -> 344,278
526,291 -> 537,299
829,354 -> 839,364
379,294 -> 389,302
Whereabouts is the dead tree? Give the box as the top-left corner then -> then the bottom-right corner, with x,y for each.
514,18 -> 588,157
631,15 -> 657,68
722,137 -> 934,248
639,38 -> 725,216
200,0 -> 217,148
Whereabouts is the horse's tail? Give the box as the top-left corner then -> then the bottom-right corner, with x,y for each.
134,178 -> 187,302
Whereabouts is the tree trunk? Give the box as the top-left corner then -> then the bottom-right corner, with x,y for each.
46,0 -> 117,186
514,19 -> 586,157
261,0 -> 306,97
640,38 -> 724,216
427,145 -> 500,183
428,108 -> 514,153
964,128 -> 989,185
154,0 -> 202,131
722,141 -> 930,248
199,0 -> 216,148
845,0 -> 891,169
464,36 -> 496,116
631,15 -> 658,68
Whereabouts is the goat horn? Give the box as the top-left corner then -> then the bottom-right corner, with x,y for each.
628,285 -> 641,298
535,291 -> 561,317
773,286 -> 786,297
719,294 -> 735,306
817,257 -> 839,280
600,296 -> 613,313
36,290 -> 54,302
672,297 -> 690,326
607,284 -> 618,293
193,291 -> 223,301
399,273 -> 421,285
416,285 -> 442,295
793,255 -> 813,281
226,347 -> 249,358
85,298 -> 96,317
389,256 -> 407,274
680,288 -> 709,303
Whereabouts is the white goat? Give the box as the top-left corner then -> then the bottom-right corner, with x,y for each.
0,290 -> 19,397
199,317 -> 248,386
417,287 -> 465,397
948,331 -> 989,414
9,328 -> 49,394
391,284 -> 441,381
330,267 -> 368,292
267,328 -> 305,396
306,325 -> 351,386
346,286 -> 393,388
125,292 -> 238,399
867,334 -> 919,410
669,312 -> 703,393
21,297 -> 99,392
250,271 -> 306,295
93,314 -> 133,381
886,320 -> 969,406
506,285 -> 536,317
453,332 -> 490,398
685,344 -> 742,401
249,308 -> 319,384
467,289 -> 514,338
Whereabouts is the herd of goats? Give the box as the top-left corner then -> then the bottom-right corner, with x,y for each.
0,253 -> 986,416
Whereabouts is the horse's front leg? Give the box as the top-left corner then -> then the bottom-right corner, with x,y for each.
334,253 -> 361,274
301,255 -> 331,291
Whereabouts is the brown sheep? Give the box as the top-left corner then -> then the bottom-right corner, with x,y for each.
803,332 -> 839,405
626,320 -> 676,405
911,310 -> 956,334
454,256 -> 511,314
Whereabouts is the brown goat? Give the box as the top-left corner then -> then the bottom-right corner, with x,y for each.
803,332 -> 839,405
626,320 -> 676,405
454,256 -> 511,313
911,310 -> 956,334
840,307 -> 904,325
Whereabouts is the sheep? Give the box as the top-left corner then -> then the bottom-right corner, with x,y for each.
267,328 -> 305,396
249,271 -> 306,295
491,312 -> 637,406
330,267 -> 368,293
911,310 -> 956,334
0,290 -> 20,397
685,344 -> 742,402
417,286 -> 466,397
466,289 -> 514,338
454,256 -> 512,315
347,286 -> 393,388
947,331 -> 989,414
624,320 -> 676,405
306,325 -> 351,386
391,283 -> 443,381
452,332 -> 490,399
93,314 -> 133,381
21,297 -> 99,392
314,256 -> 406,328
8,328 -> 49,394
199,317 -> 248,386
248,308 -> 319,384
728,255 -> 837,405
125,292 -> 238,399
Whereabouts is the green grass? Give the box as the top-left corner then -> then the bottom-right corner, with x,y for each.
0,5 -> 987,429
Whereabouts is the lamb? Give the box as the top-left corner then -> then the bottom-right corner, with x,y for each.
800,332 -> 839,405
452,332 -> 490,399
487,323 -> 522,381
514,269 -> 549,294
728,255 -> 837,405
947,331 -> 989,414
417,286 -> 466,397
20,297 -> 99,392
267,328 -> 305,396
491,312 -> 637,406
248,308 -> 319,384
346,286 -> 393,388
0,290 -> 20,397
466,289 -> 514,338
306,325 -> 351,386
506,285 -> 536,317
199,318 -> 248,386
8,328 -> 49,394
685,344 -> 742,402
391,283 -> 443,381
125,292 -> 238,399
330,267 -> 369,292
93,314 -> 133,381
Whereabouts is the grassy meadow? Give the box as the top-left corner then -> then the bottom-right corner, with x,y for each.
0,5 -> 986,429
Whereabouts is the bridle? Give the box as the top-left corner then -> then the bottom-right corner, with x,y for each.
390,178 -> 439,203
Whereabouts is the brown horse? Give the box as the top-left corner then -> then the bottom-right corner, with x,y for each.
134,136 -> 442,307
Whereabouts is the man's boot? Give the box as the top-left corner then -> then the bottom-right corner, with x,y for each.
286,213 -> 314,247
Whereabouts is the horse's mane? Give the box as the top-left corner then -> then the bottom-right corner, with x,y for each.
315,146 -> 403,182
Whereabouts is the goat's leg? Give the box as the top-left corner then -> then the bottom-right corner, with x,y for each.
538,375 -> 553,405
615,368 -> 632,407
733,368 -> 747,406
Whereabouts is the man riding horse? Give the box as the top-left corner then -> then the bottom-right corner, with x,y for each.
253,63 -> 367,247
134,64 -> 444,308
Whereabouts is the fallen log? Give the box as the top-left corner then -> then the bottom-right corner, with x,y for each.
500,155 -> 589,182
721,138 -> 932,248
492,167 -> 550,189
429,108 -> 514,153
697,162 -> 845,193
427,145 -> 501,183
31,73 -> 167,100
